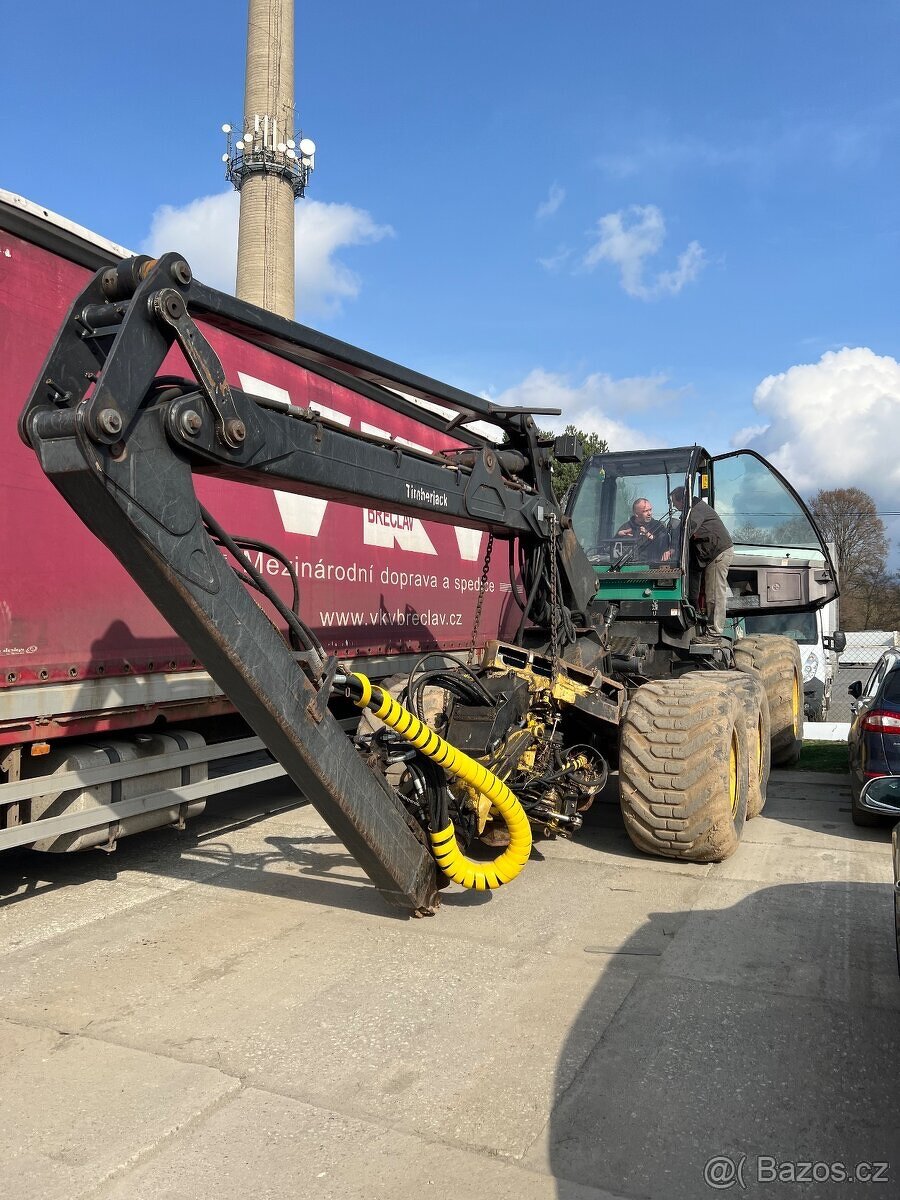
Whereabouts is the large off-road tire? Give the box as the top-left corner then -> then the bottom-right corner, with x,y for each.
687,671 -> 771,819
619,677 -> 750,862
733,635 -> 803,767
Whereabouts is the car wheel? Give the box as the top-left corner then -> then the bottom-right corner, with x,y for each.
851,791 -> 882,828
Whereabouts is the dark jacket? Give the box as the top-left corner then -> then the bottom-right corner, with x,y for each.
686,500 -> 732,566
614,516 -> 669,560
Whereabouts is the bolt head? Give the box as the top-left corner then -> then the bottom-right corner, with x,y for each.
181,410 -> 203,436
97,408 -> 123,436
225,418 -> 246,444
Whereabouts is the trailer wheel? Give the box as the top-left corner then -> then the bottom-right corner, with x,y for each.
733,635 -> 803,767
619,677 -> 750,862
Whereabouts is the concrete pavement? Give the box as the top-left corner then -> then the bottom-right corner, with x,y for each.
0,769 -> 897,1199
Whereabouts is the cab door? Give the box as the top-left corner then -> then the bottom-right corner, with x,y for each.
710,450 -> 838,615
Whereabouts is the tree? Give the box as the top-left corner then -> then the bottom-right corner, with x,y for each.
541,425 -> 609,501
809,487 -> 888,585
840,565 -> 900,631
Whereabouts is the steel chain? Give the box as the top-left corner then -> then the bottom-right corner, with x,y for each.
468,532 -> 494,665
549,513 -> 560,677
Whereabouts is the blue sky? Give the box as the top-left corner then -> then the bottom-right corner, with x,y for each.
5,1 -> 900,546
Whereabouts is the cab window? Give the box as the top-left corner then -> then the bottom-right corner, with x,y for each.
568,450 -> 693,567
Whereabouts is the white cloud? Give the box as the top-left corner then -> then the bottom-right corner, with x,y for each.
583,204 -> 705,299
488,368 -> 674,449
142,191 -> 393,318
740,347 -> 900,503
538,245 -> 572,272
536,183 -> 566,220
596,116 -> 882,181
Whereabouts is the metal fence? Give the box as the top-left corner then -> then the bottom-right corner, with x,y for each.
831,667 -> 869,722
829,630 -> 900,721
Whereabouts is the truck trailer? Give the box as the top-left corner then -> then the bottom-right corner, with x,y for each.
0,191 -> 512,855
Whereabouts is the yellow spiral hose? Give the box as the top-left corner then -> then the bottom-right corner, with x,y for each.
350,672 -> 532,890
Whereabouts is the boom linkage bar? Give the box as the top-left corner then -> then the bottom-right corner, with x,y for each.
185,276 -> 562,442
18,254 -> 594,915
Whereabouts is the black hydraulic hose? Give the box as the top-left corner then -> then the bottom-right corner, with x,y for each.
406,670 -> 493,725
403,654 -> 498,725
507,538 -> 526,613
199,504 -> 325,662
405,653 -> 495,709
217,557 -> 304,652
222,534 -> 301,625
515,545 -> 546,642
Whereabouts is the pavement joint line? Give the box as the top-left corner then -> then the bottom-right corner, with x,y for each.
0,1006 -> 641,1187
765,818 -> 879,827
77,1078 -> 245,1200
0,1015 -> 244,1200
0,889 -> 188,960
740,834 -> 892,856
0,875 -> 328,964
704,872 -> 891,887
530,850 -> 716,881
181,1079 -> 640,1196
684,868 -> 892,907
60,1038 -> 635,1200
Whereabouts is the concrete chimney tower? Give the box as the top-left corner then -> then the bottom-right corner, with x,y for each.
222,0 -> 315,319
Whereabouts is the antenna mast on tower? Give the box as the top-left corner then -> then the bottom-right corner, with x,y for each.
221,0 -> 315,319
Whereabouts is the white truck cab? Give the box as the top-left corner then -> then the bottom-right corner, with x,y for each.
739,601 -> 842,721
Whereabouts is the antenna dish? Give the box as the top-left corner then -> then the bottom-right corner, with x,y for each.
221,123 -> 232,134
236,140 -> 245,151
277,142 -> 286,152
221,153 -> 229,162
298,138 -> 316,157
286,148 -> 296,159
286,139 -> 296,149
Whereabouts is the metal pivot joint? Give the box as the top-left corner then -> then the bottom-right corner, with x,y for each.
148,288 -> 247,450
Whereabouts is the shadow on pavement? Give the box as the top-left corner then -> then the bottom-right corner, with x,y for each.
547,880 -> 900,1200
0,783 -> 408,919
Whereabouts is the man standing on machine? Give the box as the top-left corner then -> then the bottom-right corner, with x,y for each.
666,486 -> 734,637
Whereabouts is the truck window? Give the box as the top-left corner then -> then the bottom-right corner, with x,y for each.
742,612 -> 818,645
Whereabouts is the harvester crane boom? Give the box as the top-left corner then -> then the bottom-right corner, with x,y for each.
20,253 -> 598,915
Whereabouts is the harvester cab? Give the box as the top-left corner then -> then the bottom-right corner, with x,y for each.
567,444 -> 838,672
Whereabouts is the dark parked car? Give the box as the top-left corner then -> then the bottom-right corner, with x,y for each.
847,648 -> 900,826
893,823 -> 900,974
